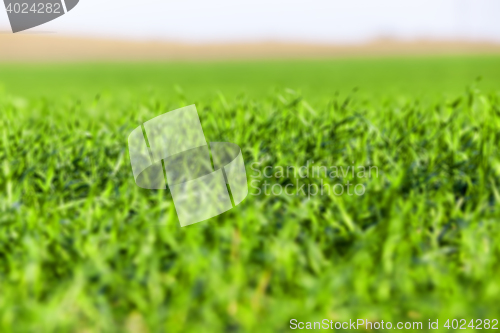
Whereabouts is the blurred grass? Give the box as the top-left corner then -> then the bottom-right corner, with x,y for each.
0,56 -> 500,332
2,56 -> 500,100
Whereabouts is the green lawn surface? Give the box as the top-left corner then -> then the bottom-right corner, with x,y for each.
2,56 -> 500,99
0,56 -> 500,332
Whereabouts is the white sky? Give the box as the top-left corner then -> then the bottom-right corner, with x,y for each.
1,0 -> 499,43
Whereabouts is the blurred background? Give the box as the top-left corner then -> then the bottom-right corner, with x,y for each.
2,0 -> 500,42
1,0 -> 500,99
1,0 -> 500,61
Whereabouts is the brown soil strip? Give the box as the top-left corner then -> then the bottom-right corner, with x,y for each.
1,34 -> 500,61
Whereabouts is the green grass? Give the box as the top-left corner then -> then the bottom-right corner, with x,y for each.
2,56 -> 500,99
1,56 -> 500,332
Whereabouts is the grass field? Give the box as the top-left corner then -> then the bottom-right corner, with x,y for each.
1,56 -> 500,332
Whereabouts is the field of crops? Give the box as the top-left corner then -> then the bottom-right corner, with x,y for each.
1,56 -> 500,332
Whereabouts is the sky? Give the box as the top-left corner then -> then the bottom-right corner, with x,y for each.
1,0 -> 499,43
